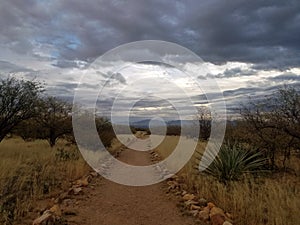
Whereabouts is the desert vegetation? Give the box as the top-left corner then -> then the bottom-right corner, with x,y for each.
155,86 -> 300,225
0,138 -> 90,224
1,76 -> 299,225
0,77 -> 116,224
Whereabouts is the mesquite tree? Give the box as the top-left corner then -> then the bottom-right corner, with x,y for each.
241,86 -> 300,169
0,77 -> 43,142
37,96 -> 73,147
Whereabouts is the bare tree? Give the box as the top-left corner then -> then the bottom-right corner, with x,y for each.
37,96 -> 72,147
240,86 -> 300,169
0,77 -> 43,142
273,87 -> 300,140
197,106 -> 211,140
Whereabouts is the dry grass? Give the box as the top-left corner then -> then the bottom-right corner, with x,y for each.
155,136 -> 300,225
0,137 -> 91,224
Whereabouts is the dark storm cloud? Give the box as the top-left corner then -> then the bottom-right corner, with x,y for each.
0,0 -> 299,69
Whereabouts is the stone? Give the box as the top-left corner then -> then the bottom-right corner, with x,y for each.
190,204 -> 201,210
75,177 -> 89,187
171,174 -> 179,180
90,171 -> 98,177
210,207 -> 226,218
55,192 -> 69,204
167,180 -> 179,190
211,214 -> 226,225
223,221 -> 233,225
182,193 -> 195,201
184,200 -> 199,207
207,202 -> 216,209
189,210 -> 199,217
32,210 -> 54,225
49,204 -> 61,217
198,208 -> 210,221
68,187 -> 83,195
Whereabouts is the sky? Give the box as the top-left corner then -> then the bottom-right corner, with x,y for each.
0,0 -> 300,120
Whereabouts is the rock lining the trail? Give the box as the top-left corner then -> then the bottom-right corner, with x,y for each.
32,170 -> 99,225
165,174 -> 234,225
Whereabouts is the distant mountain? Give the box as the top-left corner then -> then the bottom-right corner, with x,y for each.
130,119 -> 151,128
130,119 -> 197,129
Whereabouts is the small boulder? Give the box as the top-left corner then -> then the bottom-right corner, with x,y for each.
32,210 -> 54,225
68,187 -> 83,195
49,204 -> 61,217
211,214 -> 225,225
207,202 -> 216,209
75,178 -> 88,187
210,207 -> 226,218
90,171 -> 98,177
189,210 -> 199,217
190,204 -> 201,210
182,193 -> 195,201
184,200 -> 199,207
198,207 -> 210,222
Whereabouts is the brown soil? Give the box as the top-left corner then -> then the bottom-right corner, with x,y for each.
67,139 -> 195,225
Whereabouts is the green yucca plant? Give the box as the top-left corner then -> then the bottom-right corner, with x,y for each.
196,142 -> 268,183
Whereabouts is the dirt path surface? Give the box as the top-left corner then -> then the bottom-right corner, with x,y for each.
69,138 -> 195,225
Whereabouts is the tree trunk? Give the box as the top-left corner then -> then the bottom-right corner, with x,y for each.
49,130 -> 57,148
0,134 -> 6,143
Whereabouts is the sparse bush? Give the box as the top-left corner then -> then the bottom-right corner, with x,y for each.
240,86 -> 300,169
37,96 -> 73,147
197,142 -> 268,183
197,106 -> 211,140
55,147 -> 79,161
96,117 -> 116,148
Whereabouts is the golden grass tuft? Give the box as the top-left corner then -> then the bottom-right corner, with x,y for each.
0,137 -> 91,224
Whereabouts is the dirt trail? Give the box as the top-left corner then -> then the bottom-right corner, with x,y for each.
69,138 -> 195,225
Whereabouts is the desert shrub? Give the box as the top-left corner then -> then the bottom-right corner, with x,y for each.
0,77 -> 43,143
55,147 -> 79,161
96,117 -> 116,148
240,86 -> 300,169
197,142 -> 268,183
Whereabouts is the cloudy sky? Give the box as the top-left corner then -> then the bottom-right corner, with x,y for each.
0,0 -> 300,120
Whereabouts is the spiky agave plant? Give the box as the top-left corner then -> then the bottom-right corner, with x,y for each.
196,142 -> 267,183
